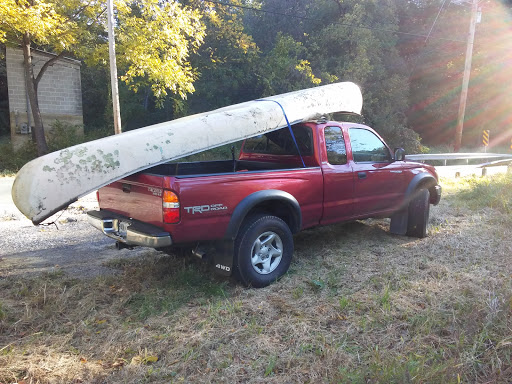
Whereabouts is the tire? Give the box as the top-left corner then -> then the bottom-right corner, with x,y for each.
406,188 -> 430,238
234,214 -> 293,288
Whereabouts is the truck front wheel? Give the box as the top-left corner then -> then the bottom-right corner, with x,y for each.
235,214 -> 293,288
406,188 -> 430,238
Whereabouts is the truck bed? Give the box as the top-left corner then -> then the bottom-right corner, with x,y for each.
144,159 -> 307,177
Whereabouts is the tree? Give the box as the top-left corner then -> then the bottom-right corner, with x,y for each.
0,0 -> 205,156
257,33 -> 322,96
182,0 -> 261,113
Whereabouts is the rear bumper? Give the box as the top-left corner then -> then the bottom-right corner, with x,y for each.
87,210 -> 172,248
431,185 -> 442,206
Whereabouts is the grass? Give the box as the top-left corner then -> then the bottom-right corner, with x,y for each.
448,173 -> 512,213
1,174 -> 512,383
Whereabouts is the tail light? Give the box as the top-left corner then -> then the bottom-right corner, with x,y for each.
163,190 -> 180,224
96,191 -> 100,204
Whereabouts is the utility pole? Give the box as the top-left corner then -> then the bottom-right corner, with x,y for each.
107,0 -> 122,134
454,0 -> 479,152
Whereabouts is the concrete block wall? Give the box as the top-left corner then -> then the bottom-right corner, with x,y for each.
6,47 -> 84,149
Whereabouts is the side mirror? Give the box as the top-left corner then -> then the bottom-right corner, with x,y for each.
394,147 -> 405,161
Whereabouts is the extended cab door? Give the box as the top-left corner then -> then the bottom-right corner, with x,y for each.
320,125 -> 354,225
347,126 -> 405,216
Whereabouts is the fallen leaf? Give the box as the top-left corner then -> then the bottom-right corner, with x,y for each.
143,355 -> 159,364
111,358 -> 126,368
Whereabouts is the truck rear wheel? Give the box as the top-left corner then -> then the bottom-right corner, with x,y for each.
406,188 -> 430,238
235,214 -> 293,288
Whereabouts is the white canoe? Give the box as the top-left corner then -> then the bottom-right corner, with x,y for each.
12,81 -> 363,224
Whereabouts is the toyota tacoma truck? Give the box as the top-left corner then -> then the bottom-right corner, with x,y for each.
87,120 -> 441,287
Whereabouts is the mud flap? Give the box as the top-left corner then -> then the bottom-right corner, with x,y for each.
212,240 -> 234,277
390,208 -> 408,235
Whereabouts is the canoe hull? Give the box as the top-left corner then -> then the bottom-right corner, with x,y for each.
12,82 -> 363,224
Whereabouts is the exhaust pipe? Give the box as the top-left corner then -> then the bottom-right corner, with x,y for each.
191,248 -> 207,260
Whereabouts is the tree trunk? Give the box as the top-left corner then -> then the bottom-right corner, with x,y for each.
22,32 -> 48,156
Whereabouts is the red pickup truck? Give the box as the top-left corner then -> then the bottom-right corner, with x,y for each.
87,120 -> 441,287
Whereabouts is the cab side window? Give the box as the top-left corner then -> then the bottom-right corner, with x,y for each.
324,126 -> 347,165
349,128 -> 391,163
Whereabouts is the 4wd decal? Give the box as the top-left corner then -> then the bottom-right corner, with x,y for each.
184,204 -> 228,214
147,187 -> 162,197
216,264 -> 231,272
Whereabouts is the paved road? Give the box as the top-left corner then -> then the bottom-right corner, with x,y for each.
435,164 -> 509,178
1,177 -> 97,218
0,177 -> 16,216
0,177 -> 153,278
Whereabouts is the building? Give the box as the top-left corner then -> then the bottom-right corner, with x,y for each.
5,47 -> 83,149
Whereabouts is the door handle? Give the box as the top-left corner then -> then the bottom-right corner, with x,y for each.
358,172 -> 367,180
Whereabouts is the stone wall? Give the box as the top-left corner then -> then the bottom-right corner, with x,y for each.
5,47 -> 84,149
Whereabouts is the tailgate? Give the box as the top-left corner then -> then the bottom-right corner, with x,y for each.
98,173 -> 165,227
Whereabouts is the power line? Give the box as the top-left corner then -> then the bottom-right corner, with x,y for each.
204,0 -> 466,43
425,0 -> 450,43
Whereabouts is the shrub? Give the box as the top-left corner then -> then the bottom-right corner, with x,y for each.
47,120 -> 85,152
0,121 -> 114,174
0,139 -> 37,175
379,124 -> 429,154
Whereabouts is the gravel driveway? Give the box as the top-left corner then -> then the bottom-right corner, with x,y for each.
0,177 -> 158,278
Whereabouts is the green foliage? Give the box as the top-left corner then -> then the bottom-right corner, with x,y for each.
0,301 -> 6,321
0,139 -> 37,175
47,120 -> 84,153
114,0 -> 205,101
0,0 -> 76,48
241,0 -> 421,150
379,123 -> 426,154
0,121 -> 114,174
454,173 -> 512,213
258,33 -> 322,96
5,0 -> 506,155
264,355 -> 277,377
184,0 -> 261,112
0,0 -> 206,156
80,65 -> 111,131
175,142 -> 243,163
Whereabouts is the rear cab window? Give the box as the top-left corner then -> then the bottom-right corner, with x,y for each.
243,124 -> 314,156
240,124 -> 317,166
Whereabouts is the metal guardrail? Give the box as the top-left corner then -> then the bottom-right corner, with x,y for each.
405,153 -> 512,166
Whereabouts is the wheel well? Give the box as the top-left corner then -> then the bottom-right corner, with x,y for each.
244,200 -> 300,233
417,178 -> 437,203
402,176 -> 437,209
